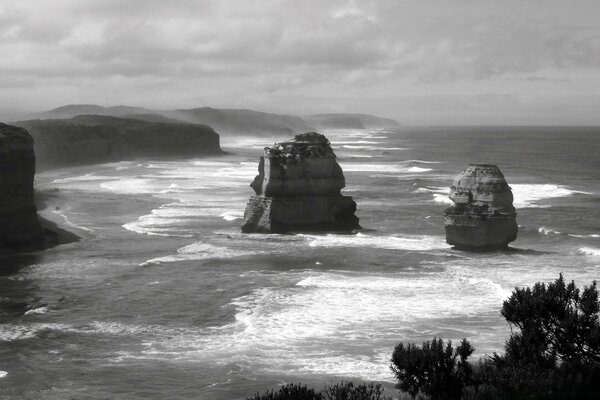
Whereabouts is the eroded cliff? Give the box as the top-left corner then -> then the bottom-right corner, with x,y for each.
0,123 -> 44,250
16,115 -> 222,170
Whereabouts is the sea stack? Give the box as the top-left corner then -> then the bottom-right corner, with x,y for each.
443,164 -> 518,250
0,123 -> 44,250
241,132 -> 360,233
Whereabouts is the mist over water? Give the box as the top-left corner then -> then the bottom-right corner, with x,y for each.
1,127 -> 599,399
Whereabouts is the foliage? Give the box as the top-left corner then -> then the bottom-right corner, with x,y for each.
322,381 -> 391,400
390,337 -> 474,400
247,383 -> 323,400
247,382 -> 392,400
500,273 -> 600,366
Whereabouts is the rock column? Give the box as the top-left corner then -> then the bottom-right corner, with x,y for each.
443,164 -> 517,250
242,132 -> 360,233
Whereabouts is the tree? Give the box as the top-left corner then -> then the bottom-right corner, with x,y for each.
500,273 -> 600,366
390,337 -> 474,400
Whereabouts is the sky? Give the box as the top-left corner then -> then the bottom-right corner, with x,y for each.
0,0 -> 599,125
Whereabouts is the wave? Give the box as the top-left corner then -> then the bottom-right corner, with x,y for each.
538,226 -> 561,236
140,242 -> 262,266
403,160 -> 442,164
579,247 -> 600,257
511,184 -> 590,208
340,145 -> 408,151
220,211 -> 244,221
569,233 -> 600,239
100,178 -> 156,194
24,306 -> 49,316
52,173 -> 117,184
304,232 -> 451,251
340,163 -> 432,174
0,323 -> 76,341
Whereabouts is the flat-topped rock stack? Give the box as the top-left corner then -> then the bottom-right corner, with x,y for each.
443,164 -> 518,250
241,132 -> 360,233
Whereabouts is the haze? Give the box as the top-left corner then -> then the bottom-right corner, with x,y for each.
1,0 -> 599,125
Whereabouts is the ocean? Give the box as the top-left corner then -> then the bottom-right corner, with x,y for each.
1,127 -> 599,399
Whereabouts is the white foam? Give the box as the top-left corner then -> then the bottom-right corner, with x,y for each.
140,242 -> 261,265
538,226 -> 561,236
220,211 -> 244,221
406,166 -> 432,173
340,145 -> 408,151
404,160 -> 441,164
432,194 -> 453,204
0,371 -> 7,378
0,323 -> 75,341
340,163 -> 431,174
569,234 -> 600,238
24,307 -> 48,316
305,233 -> 451,251
579,247 -> 600,257
52,173 -> 117,184
100,179 -> 156,194
511,184 -> 588,208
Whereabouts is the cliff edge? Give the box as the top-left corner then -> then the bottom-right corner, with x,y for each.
241,132 -> 360,233
15,115 -> 223,170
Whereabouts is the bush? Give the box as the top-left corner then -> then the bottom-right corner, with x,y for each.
247,382 -> 392,400
390,337 -> 474,400
323,381 -> 391,400
247,383 -> 323,400
500,273 -> 600,366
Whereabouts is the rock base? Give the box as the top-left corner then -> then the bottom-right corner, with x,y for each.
241,195 -> 360,233
444,213 -> 518,250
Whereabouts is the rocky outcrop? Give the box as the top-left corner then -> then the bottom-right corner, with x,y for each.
15,115 -> 223,170
443,164 -> 518,250
0,123 -> 44,250
242,132 -> 360,233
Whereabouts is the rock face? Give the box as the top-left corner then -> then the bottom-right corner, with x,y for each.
241,132 -> 360,233
15,115 -> 222,170
443,164 -> 518,250
0,123 -> 44,249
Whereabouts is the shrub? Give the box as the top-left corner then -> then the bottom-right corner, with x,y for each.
390,337 -> 474,400
500,273 -> 600,366
247,382 -> 391,400
246,383 -> 323,400
322,381 -> 391,400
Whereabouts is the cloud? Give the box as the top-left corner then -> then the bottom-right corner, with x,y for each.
0,0 -> 598,123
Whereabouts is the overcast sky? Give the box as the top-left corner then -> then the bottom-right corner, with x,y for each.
1,0 -> 599,124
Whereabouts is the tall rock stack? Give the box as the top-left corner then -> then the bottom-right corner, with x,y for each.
241,132 -> 360,233
443,164 -> 518,250
0,123 -> 44,249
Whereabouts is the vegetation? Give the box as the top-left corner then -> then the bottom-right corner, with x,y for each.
246,381 -> 391,400
390,338 -> 473,400
249,275 -> 600,400
389,274 -> 600,399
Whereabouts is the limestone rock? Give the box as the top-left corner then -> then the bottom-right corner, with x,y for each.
15,115 -> 223,170
242,132 -> 360,233
0,123 -> 44,249
443,164 -> 518,250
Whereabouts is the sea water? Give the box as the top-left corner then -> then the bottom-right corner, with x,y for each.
0,127 -> 599,399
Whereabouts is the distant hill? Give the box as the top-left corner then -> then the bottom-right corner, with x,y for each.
163,107 -> 315,136
30,104 -> 400,137
305,113 -> 401,129
41,104 -> 153,119
15,115 -> 222,170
